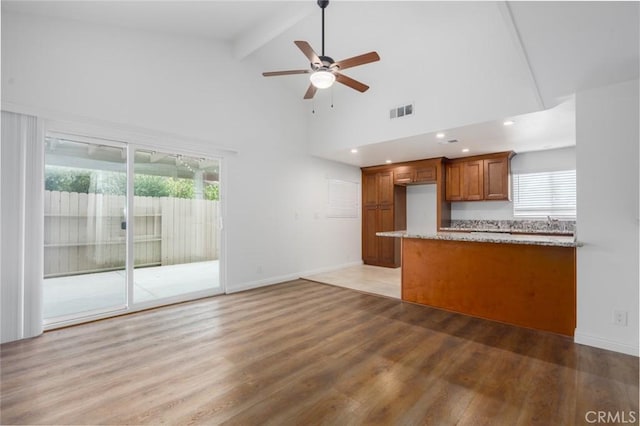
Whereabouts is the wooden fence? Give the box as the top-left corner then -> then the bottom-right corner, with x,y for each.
44,191 -> 219,277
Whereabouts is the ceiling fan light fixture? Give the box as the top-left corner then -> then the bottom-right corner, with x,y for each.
310,70 -> 335,89
262,0 -> 379,99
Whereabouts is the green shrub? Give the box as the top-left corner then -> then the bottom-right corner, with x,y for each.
45,166 -> 219,200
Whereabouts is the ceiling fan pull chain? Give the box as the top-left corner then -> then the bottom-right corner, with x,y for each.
331,87 -> 334,108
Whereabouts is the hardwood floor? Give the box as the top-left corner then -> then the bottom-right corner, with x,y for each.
1,280 -> 637,425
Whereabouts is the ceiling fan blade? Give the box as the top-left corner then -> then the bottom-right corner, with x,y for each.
335,73 -> 370,93
263,69 -> 310,77
294,40 -> 322,65
333,51 -> 380,71
303,84 -> 318,100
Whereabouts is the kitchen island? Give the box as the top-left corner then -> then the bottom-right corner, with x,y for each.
378,231 -> 579,336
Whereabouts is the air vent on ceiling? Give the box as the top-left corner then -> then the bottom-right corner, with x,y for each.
438,139 -> 459,145
390,103 -> 414,119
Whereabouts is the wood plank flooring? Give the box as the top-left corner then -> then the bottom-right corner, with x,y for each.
1,279 -> 637,425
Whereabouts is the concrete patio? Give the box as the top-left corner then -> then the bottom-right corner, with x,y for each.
44,260 -> 220,319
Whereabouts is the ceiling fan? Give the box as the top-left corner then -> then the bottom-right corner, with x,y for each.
262,0 -> 380,99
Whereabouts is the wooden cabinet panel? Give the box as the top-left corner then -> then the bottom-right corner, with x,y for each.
445,163 -> 463,201
394,164 -> 437,185
414,166 -> 436,183
362,204 -> 400,267
377,171 -> 394,205
378,205 -> 396,266
445,152 -> 513,201
362,207 -> 379,264
463,160 -> 484,201
363,170 -> 395,205
361,170 -> 404,267
402,238 -> 576,336
363,173 -> 378,207
484,156 -> 509,200
393,167 -> 414,185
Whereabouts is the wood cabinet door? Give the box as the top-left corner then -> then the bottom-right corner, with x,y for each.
363,172 -> 378,207
377,171 -> 394,205
378,205 -> 396,265
414,165 -> 436,183
445,163 -> 463,201
362,206 -> 379,264
484,157 -> 509,200
394,167 -> 414,185
463,160 -> 484,200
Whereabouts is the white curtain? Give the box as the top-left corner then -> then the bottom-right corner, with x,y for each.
1,110 -> 44,343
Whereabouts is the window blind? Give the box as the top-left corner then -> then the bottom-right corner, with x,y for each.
1,111 -> 44,343
512,170 -> 576,218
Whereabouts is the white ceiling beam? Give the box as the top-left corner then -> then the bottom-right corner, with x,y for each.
232,2 -> 314,61
496,1 -> 546,110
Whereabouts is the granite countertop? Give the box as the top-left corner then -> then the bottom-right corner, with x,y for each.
377,230 -> 581,247
438,226 -> 573,235
440,219 -> 575,235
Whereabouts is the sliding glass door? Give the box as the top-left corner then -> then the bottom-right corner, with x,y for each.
132,149 -> 221,303
44,137 -> 128,321
43,134 -> 222,325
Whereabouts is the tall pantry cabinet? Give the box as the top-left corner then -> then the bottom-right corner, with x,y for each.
362,170 -> 406,267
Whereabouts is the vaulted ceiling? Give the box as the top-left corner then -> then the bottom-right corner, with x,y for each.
3,1 -> 639,166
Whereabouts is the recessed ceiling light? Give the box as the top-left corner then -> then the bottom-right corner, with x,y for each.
350,148 -> 358,153
462,148 -> 470,153
385,160 -> 392,164
503,120 -> 514,126
436,132 -> 445,139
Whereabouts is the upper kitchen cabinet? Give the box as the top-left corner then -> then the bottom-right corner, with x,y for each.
463,160 -> 484,201
445,160 -> 484,201
393,159 -> 439,185
445,162 -> 463,201
364,170 -> 394,206
484,156 -> 510,200
445,152 -> 514,201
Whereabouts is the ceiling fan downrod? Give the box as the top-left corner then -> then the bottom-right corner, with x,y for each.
318,0 -> 329,56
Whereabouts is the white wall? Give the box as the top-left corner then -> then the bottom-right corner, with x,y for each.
302,1 -> 542,158
575,79 -> 639,356
451,146 -> 576,220
406,184 -> 437,234
1,12 -> 361,302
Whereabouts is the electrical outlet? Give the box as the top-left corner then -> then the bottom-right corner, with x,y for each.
613,310 -> 628,326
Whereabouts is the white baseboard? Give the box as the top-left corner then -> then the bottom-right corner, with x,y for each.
225,261 -> 364,295
574,330 -> 639,356
225,273 -> 301,294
